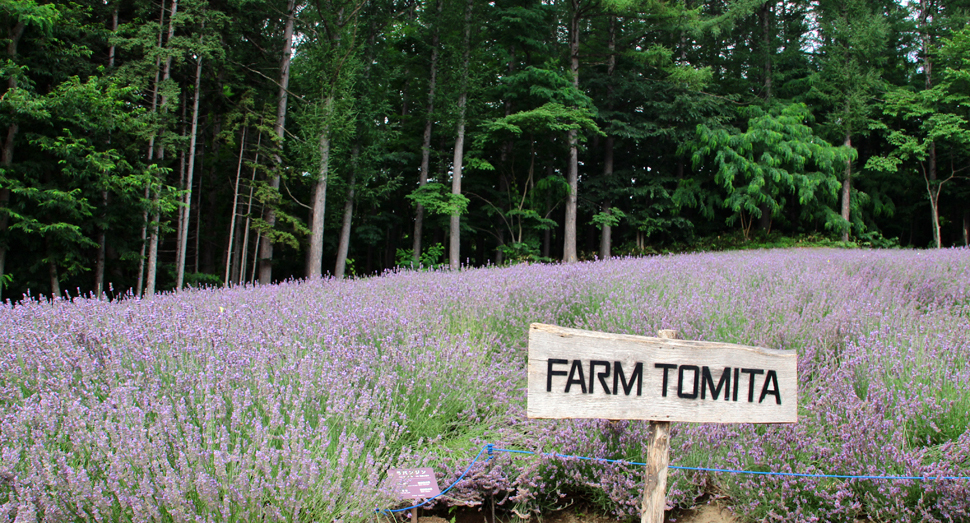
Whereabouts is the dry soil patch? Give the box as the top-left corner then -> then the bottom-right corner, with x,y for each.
415,502 -> 736,523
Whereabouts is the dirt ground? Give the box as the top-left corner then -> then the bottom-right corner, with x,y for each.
416,501 -> 736,523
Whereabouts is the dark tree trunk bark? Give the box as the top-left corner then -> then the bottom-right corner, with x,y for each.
449,0 -> 474,270
412,0 -> 442,265
841,134 -> 852,242
563,0 -> 582,263
920,0 -> 940,248
0,21 -> 25,301
758,203 -> 771,232
334,167 -> 356,279
600,16 -> 616,260
94,189 -> 108,298
239,134 -> 260,284
175,93 -> 188,280
306,97 -> 332,279
760,1 -> 773,101
201,116 -> 219,275
259,0 -> 296,284
225,127 -> 247,285
144,0 -> 179,297
136,0 -> 169,296
95,10 -> 119,298
176,47 -> 203,290
49,259 -> 60,300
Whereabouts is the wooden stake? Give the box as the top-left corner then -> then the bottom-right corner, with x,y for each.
641,329 -> 678,523
411,507 -> 418,523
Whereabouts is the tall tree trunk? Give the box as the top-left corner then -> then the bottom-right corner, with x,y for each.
755,1 -> 774,236
543,164 -> 553,259
412,0 -> 443,265
137,0 -> 168,296
449,0 -> 474,270
136,183 -> 150,295
225,127 -> 247,286
250,229 -> 260,283
48,239 -> 60,300
108,9 -> 118,67
306,96 -> 333,279
599,201 -> 612,258
145,208 -> 161,296
928,143 -> 939,248
95,9 -> 119,299
493,44 -> 516,264
176,48 -> 203,290
760,1 -> 773,101
309,14 -> 376,277
0,20 -> 26,302
144,0 -> 179,296
929,183 -> 942,247
841,134 -> 852,242
94,191 -> 108,298
259,0 -> 297,284
200,114 -> 218,275
334,148 -> 358,279
239,134 -> 261,284
231,215 -> 244,282
600,16 -> 616,260
920,0 -> 939,247
563,0 -> 581,263
175,93 -> 188,277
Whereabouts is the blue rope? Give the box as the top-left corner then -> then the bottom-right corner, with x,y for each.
665,465 -> 970,481
489,447 -> 970,481
378,444 -> 970,514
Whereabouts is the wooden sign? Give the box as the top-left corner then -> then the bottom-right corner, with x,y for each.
527,323 -> 797,423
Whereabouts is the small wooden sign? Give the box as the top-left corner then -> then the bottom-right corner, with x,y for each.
527,323 -> 797,423
387,468 -> 441,500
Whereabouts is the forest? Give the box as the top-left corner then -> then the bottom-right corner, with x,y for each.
1,0 -> 969,300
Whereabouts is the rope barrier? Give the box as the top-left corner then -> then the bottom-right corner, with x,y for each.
493,448 -> 970,481
378,444 -> 970,514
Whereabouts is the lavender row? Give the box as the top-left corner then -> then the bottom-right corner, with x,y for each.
1,248 -> 968,522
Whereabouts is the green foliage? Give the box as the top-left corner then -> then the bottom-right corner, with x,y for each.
498,241 -> 550,264
406,183 -> 470,217
635,230 -> 897,256
480,102 -> 603,141
691,103 -> 854,238
806,0 -> 889,140
0,0 -> 59,33
589,207 -> 625,229
865,81 -> 970,209
3,0 -> 970,297
396,242 -> 445,269
499,65 -> 596,111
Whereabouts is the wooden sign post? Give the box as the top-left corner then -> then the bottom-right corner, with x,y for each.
642,329 -> 677,523
526,323 -> 798,523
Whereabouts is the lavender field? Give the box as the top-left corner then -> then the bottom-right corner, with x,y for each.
2,249 -> 969,523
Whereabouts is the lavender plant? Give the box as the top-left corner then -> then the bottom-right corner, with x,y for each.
1,248 -> 968,522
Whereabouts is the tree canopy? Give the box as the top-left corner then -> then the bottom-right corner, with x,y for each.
1,0 -> 968,299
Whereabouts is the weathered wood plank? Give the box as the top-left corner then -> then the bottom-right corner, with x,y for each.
527,323 -> 797,423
